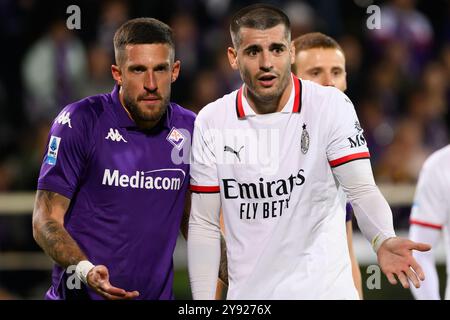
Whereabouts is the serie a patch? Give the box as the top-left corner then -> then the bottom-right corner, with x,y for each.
45,135 -> 61,165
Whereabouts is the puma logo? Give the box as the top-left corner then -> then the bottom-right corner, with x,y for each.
224,145 -> 244,162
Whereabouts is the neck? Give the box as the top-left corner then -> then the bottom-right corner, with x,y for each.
245,77 -> 293,114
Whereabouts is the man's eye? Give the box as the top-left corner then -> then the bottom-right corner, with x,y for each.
248,50 -> 258,57
155,66 -> 168,72
273,48 -> 284,54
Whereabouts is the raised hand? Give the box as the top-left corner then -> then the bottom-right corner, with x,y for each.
377,237 -> 431,289
87,265 -> 140,300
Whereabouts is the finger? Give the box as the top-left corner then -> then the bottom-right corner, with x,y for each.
123,291 -> 140,299
410,242 -> 431,252
409,258 -> 425,281
405,267 -> 420,289
98,288 -> 139,300
396,272 -> 410,289
99,290 -> 126,300
99,282 -> 128,297
386,273 -> 397,285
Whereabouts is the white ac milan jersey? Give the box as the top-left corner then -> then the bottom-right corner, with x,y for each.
410,145 -> 450,299
190,75 -> 369,299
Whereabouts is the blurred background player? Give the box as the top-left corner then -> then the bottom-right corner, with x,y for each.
32,18 -> 195,300
409,145 -> 450,300
292,32 -> 362,298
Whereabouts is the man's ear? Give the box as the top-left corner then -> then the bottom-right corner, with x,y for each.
227,47 -> 239,70
171,60 -> 181,83
290,41 -> 296,65
111,65 -> 122,86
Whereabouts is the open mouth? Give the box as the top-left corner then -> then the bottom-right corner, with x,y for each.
258,74 -> 277,87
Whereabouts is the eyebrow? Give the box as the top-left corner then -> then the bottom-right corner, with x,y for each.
127,62 -> 170,71
153,62 -> 170,70
128,64 -> 147,71
306,66 -> 344,72
243,44 -> 262,53
269,43 -> 287,50
306,67 -> 324,72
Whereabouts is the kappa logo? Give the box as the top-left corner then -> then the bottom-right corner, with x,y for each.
167,127 -> 186,150
224,145 -> 244,162
105,128 -> 127,143
55,111 -> 72,128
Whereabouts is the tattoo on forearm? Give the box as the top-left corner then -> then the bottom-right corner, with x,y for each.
218,232 -> 228,285
34,191 -> 86,268
38,220 -> 86,268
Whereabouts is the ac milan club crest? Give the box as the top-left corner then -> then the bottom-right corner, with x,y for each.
301,123 -> 309,154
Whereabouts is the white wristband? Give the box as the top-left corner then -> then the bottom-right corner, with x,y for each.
371,233 -> 396,252
75,260 -> 95,284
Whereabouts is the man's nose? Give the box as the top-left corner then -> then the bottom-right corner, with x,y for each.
144,72 -> 157,91
259,50 -> 273,71
322,73 -> 336,87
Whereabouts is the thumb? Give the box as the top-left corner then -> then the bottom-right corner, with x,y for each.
410,241 -> 431,252
91,265 -> 109,281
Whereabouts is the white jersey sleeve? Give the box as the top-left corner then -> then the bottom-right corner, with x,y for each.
332,159 -> 396,251
408,146 -> 450,299
189,114 -> 220,193
409,225 -> 441,299
326,89 -> 370,168
410,149 -> 450,229
188,192 -> 222,300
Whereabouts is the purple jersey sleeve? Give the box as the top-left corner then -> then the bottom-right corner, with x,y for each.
345,202 -> 353,222
37,101 -> 95,199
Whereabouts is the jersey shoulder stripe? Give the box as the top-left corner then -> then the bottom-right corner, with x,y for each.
190,185 -> 220,193
410,219 -> 442,230
329,152 -> 370,168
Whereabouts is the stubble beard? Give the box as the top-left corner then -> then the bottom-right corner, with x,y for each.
241,65 -> 291,114
123,90 -> 170,124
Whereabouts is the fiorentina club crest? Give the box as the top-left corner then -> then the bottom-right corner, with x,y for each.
166,127 -> 186,150
301,123 -> 309,154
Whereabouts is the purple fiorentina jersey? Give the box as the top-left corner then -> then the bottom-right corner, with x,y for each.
38,85 -> 195,300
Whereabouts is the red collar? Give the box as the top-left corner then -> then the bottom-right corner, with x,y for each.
235,73 -> 302,119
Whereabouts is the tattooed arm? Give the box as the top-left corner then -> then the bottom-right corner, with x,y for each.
32,190 -> 86,268
180,191 -> 191,240
32,190 -> 139,299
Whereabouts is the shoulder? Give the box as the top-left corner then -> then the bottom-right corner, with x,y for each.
300,80 -> 355,124
195,90 -> 237,127
301,79 -> 350,110
60,93 -> 108,121
423,145 -> 450,172
170,102 -> 197,126
53,93 -> 109,133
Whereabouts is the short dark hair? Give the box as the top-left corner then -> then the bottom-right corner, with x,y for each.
292,32 -> 344,74
230,4 -> 291,48
113,17 -> 174,65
